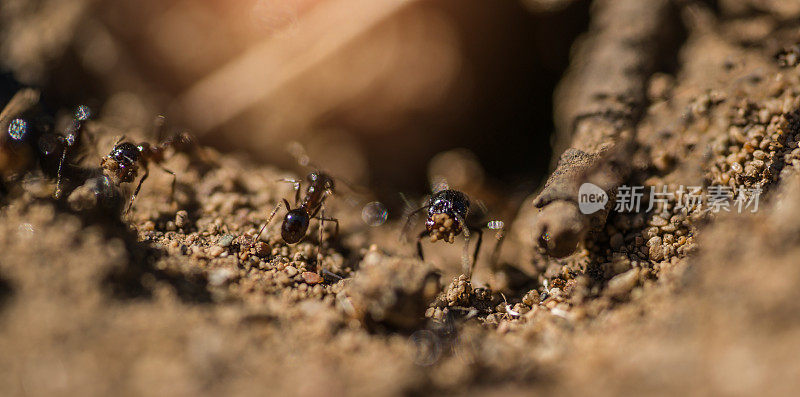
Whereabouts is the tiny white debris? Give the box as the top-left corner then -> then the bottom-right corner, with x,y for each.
487,220 -> 504,230
550,307 -> 570,319
505,305 -> 520,317
208,268 -> 234,286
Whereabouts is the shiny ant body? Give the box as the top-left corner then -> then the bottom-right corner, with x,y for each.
405,189 -> 502,278
255,171 -> 339,274
100,131 -> 194,214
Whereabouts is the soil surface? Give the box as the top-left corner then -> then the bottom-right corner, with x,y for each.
2,1 -> 800,396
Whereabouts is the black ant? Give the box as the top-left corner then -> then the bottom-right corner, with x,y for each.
100,129 -> 195,214
404,188 -> 503,279
254,171 -> 339,275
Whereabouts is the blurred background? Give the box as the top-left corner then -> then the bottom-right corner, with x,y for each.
0,0 -> 592,209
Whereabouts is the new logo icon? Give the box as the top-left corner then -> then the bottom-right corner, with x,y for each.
578,183 -> 608,214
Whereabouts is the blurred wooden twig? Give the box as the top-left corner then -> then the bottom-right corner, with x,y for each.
172,0 -> 417,135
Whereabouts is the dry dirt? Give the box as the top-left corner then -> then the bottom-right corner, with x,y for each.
2,1 -> 800,396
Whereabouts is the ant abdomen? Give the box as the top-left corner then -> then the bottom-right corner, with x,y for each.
281,209 -> 310,244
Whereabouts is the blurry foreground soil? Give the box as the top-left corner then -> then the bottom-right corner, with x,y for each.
3,1 -> 800,396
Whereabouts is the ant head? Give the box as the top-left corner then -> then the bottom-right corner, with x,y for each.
110,142 -> 141,165
427,189 -> 469,219
425,190 -> 470,243
102,142 -> 141,183
281,208 -> 310,244
308,171 -> 335,192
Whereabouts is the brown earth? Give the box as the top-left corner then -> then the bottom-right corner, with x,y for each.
2,1 -> 800,396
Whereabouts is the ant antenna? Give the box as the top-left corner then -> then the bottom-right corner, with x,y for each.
255,199 -> 288,241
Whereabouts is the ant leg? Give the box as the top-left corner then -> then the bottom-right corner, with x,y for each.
255,199 -> 287,241
278,178 -> 301,206
466,227 -> 484,279
317,207 -> 325,275
125,168 -> 150,216
455,213 -> 472,278
313,215 -> 339,239
54,145 -> 69,199
416,229 -> 431,261
314,205 -> 340,276
157,165 -> 177,204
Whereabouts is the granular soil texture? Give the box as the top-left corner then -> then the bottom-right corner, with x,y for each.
2,2 -> 800,396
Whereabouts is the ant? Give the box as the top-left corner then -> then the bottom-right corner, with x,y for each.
254,171 -> 339,275
404,188 -> 503,279
100,126 -> 195,215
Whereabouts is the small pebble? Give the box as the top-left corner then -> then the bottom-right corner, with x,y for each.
208,268 -> 235,286
660,223 -> 677,233
254,242 -> 270,257
647,236 -> 664,261
649,215 -> 668,227
606,268 -> 639,298
217,234 -> 236,247
175,210 -> 189,228
302,271 -> 323,285
610,233 -> 624,249
208,246 -> 225,257
285,266 -> 298,277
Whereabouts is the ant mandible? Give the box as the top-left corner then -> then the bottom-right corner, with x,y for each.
255,171 -> 340,275
100,127 -> 194,214
405,189 -> 500,279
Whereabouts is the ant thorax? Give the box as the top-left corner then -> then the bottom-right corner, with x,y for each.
101,142 -> 140,183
